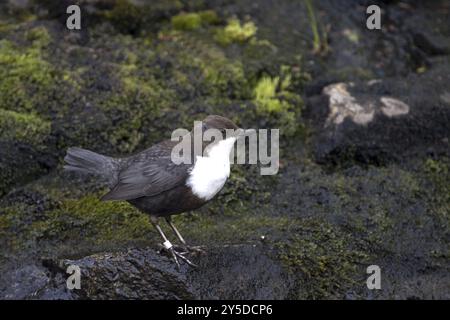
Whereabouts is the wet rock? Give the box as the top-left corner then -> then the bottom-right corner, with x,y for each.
379,97 -> 410,118
0,141 -> 52,196
412,31 -> 450,56
38,248 -> 195,299
321,82 -> 410,125
308,67 -> 450,166
0,263 -> 51,299
189,244 -> 292,299
75,250 -> 199,299
322,82 -> 377,126
22,244 -> 291,300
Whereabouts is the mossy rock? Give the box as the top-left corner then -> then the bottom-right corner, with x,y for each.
0,39 -> 54,113
250,67 -> 304,137
104,0 -> 184,34
0,109 -> 50,145
171,10 -> 219,31
275,218 -> 370,299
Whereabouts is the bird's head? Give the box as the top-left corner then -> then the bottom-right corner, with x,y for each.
200,114 -> 255,139
196,115 -> 255,158
202,115 -> 239,132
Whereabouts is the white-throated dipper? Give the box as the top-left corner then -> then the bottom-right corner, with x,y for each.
64,115 -> 244,268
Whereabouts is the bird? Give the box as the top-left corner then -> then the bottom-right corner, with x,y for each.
64,115 -> 246,268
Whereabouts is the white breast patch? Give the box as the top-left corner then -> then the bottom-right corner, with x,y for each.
186,137 -> 236,201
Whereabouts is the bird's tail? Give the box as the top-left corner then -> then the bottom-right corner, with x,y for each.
64,147 -> 119,186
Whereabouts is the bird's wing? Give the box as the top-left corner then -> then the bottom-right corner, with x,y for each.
101,141 -> 192,201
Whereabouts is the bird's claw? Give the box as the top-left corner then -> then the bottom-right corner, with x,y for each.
186,245 -> 207,256
168,247 -> 181,270
172,249 -> 198,268
159,244 -> 198,269
173,245 -> 207,256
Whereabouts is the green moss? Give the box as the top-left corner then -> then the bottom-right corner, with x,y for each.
424,158 -> 449,176
254,76 -> 286,112
0,22 -> 16,34
196,214 -> 286,241
0,215 -> 11,231
105,0 -> 187,33
172,12 -> 202,30
241,38 -> 278,79
251,67 -> 303,136
28,195 -> 155,246
26,26 -> 51,48
171,10 -> 219,31
200,52 -> 248,97
0,5 -> 36,26
0,39 -> 54,113
276,218 -> 369,299
215,18 -> 257,46
155,33 -> 250,99
104,0 -> 143,33
95,49 -> 177,153
97,79 -> 173,154
97,95 -> 145,154
0,190 -> 157,256
0,108 -> 51,144
423,158 -> 450,225
198,10 -> 219,25
253,68 -> 302,113
0,214 -> 13,248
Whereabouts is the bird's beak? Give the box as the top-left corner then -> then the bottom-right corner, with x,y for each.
236,128 -> 256,138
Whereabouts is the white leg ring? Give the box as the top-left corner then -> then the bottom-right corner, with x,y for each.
163,240 -> 173,250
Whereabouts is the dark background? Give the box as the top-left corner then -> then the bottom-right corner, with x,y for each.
0,0 -> 449,299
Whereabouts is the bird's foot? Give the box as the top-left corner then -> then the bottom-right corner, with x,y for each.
172,244 -> 207,256
159,241 -> 198,269
185,245 -> 207,255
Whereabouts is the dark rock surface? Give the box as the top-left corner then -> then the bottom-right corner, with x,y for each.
45,249 -> 196,300
2,245 -> 292,299
308,69 -> 450,166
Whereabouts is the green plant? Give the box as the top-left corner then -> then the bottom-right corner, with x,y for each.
304,0 -> 328,54
215,18 -> 257,45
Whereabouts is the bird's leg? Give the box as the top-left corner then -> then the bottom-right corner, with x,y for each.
165,216 -> 187,245
150,216 -> 180,269
150,216 -> 197,268
165,216 -> 206,255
